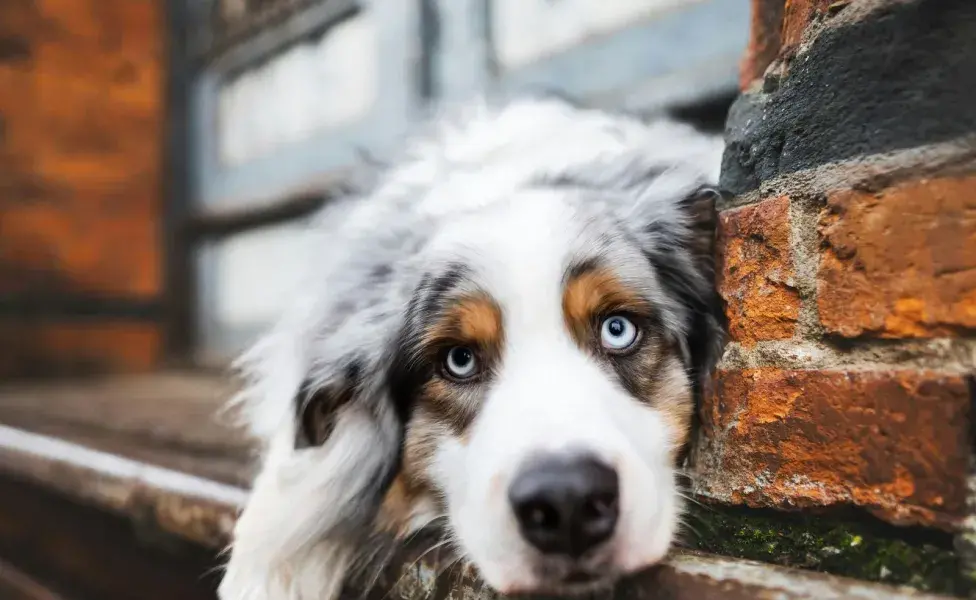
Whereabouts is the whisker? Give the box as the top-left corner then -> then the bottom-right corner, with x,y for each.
361,543 -> 400,597
677,518 -> 702,539
676,492 -> 709,510
413,513 -> 450,536
200,562 -> 227,580
357,540 -> 395,594
379,537 -> 454,600
678,509 -> 718,540
432,538 -> 465,579
432,554 -> 468,595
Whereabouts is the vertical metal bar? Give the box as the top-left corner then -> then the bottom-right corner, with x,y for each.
162,0 -> 197,361
418,0 -> 441,102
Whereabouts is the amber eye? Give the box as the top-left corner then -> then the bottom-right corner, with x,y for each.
444,346 -> 479,379
600,315 -> 639,351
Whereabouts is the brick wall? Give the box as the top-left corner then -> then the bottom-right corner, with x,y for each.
0,0 -> 166,377
688,0 -> 976,593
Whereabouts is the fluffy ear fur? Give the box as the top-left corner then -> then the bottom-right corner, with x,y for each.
219,196 -> 423,600
219,363 -> 402,600
513,107 -> 725,389
218,96 -> 727,600
655,184 -> 727,396
615,167 -> 727,400
616,175 -> 727,471
537,131 -> 727,398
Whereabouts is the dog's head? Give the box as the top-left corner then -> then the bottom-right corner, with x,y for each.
220,98 -> 725,599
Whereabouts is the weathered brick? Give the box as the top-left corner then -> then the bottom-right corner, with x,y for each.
740,0 -> 784,88
0,199 -> 161,298
0,322 -> 160,378
720,0 -> 976,196
0,0 -> 164,375
818,175 -> 976,338
781,0 -> 834,49
0,0 -> 163,299
718,196 -> 800,346
693,369 -> 970,530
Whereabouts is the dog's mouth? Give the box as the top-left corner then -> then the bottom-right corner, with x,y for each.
505,572 -> 615,598
563,569 -> 601,585
556,568 -> 615,594
501,555 -> 618,597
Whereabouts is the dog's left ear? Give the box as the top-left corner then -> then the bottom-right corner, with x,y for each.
295,371 -> 357,450
637,183 -> 727,396
220,353 -> 403,600
680,186 -> 722,273
673,185 -> 727,391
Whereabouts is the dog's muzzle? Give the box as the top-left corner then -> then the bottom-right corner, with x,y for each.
508,453 -> 620,559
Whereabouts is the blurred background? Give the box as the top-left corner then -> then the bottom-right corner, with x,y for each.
3,2 -> 976,599
1,0 -> 747,377
0,1 -> 747,597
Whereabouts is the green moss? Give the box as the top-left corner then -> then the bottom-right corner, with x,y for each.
685,505 -> 966,596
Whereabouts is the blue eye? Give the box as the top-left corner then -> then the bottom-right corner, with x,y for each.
600,316 -> 639,351
444,346 -> 478,379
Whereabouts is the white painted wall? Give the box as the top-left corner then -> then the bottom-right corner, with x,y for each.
208,221 -> 312,330
217,12 -> 378,167
199,0 -> 739,358
493,0 -> 696,70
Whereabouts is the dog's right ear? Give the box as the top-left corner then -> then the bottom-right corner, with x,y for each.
220,354 -> 403,600
295,372 -> 357,450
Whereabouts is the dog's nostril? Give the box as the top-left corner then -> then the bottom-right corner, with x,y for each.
519,501 -> 561,530
582,493 -> 617,521
508,454 -> 619,558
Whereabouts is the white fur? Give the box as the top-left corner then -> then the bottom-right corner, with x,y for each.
220,97 -> 723,600
425,192 -> 681,592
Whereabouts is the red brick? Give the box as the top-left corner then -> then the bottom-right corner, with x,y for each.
0,0 -> 164,375
818,176 -> 976,338
0,0 -> 164,299
740,0 -> 785,88
0,197 -> 161,298
0,322 -> 161,378
693,369 -> 970,530
781,0 -> 835,49
718,196 -> 800,346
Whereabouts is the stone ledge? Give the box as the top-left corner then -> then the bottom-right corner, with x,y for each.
375,546 -> 953,600
0,422 -> 957,599
0,424 -> 246,548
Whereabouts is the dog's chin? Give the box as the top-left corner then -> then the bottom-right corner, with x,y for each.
501,572 -> 617,598
488,552 -> 624,598
502,573 -> 619,598
484,541 -> 678,598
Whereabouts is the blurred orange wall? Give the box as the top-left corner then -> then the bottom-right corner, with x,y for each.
0,0 -> 165,377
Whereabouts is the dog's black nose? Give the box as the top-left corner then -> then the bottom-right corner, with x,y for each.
508,454 -> 619,557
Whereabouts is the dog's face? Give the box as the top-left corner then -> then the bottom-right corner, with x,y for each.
381,189 -> 703,593
220,100 -> 725,600
338,171 -> 713,593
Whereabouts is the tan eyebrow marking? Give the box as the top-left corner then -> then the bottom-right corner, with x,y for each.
421,292 -> 503,349
562,265 -> 693,461
416,292 -> 504,435
562,266 -> 649,347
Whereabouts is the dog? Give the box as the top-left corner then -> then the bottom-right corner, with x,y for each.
218,96 -> 726,600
